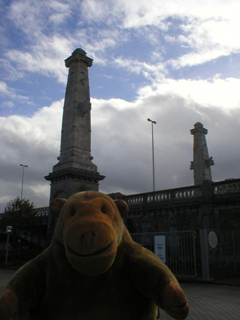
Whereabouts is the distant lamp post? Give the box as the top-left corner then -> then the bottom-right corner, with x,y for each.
20,164 -> 28,200
147,118 -> 157,192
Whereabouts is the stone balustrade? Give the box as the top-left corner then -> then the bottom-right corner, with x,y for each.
35,206 -> 49,217
125,178 -> 240,207
125,185 -> 202,206
213,180 -> 240,195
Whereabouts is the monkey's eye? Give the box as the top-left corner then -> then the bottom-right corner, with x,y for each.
101,206 -> 107,214
70,208 -> 76,216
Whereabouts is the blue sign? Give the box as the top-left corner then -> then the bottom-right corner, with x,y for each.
154,235 -> 166,263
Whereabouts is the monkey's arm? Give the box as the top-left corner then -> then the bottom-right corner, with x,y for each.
0,260 -> 45,320
127,242 -> 189,320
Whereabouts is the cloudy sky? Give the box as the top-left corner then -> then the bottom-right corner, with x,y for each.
0,0 -> 239,211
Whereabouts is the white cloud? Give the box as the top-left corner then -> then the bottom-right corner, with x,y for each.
0,0 -> 239,211
48,1 -> 71,25
80,0 -> 240,69
0,100 -> 63,211
80,0 -> 240,27
91,91 -> 240,197
1,101 -> 14,108
0,83 -> 239,211
169,17 -> 240,69
0,58 -> 25,81
114,57 -> 167,83
202,18 -> 240,50
3,0 -> 240,87
0,81 -> 31,103
113,55 -> 240,112
6,36 -> 71,83
0,100 -> 63,163
3,1 -> 76,83
0,81 -> 9,96
170,48 -> 230,69
137,77 -> 240,112
8,0 -> 71,36
4,14 -> 124,81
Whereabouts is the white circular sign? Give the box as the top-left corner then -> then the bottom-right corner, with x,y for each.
208,231 -> 218,248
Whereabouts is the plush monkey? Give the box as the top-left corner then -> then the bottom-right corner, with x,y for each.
0,191 -> 189,320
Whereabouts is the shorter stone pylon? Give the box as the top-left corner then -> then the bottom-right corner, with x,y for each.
190,122 -> 214,185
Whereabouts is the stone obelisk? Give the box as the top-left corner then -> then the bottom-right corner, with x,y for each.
190,122 -> 214,185
45,49 -> 105,233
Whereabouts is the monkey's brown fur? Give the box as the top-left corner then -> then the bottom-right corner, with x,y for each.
0,191 -> 189,320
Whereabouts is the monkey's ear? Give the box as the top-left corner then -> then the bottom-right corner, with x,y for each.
50,199 -> 67,217
114,200 -> 129,217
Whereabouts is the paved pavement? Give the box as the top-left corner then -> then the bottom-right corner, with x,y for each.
160,282 -> 240,320
0,269 -> 239,319
0,269 -> 15,292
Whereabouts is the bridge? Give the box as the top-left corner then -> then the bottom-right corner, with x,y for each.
110,178 -> 240,280
110,178 -> 240,233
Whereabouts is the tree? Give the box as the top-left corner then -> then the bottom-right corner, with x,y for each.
1,197 -> 36,240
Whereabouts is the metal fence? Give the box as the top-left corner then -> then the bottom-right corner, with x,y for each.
131,231 -> 197,279
207,229 -> 240,279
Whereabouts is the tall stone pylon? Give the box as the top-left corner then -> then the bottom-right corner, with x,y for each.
45,48 -> 105,202
190,122 -> 214,185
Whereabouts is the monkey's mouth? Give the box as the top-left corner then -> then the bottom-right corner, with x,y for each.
67,241 -> 114,257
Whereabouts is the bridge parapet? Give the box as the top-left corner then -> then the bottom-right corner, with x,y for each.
29,180 -> 240,219
213,180 -> 240,195
35,206 -> 49,217
126,196 -> 144,205
125,178 -> 240,207
125,185 -> 202,206
146,192 -> 171,203
174,188 -> 201,200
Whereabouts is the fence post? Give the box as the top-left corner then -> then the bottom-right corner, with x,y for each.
5,232 -> 10,267
200,229 -> 210,280
232,231 -> 237,275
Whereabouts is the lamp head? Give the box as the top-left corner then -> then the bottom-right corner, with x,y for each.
147,118 -> 157,124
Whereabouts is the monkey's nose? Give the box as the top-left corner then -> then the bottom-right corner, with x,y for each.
80,232 -> 95,248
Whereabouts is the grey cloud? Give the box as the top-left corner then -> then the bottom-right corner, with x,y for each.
0,102 -> 62,211
92,94 -> 240,196
0,93 -> 239,212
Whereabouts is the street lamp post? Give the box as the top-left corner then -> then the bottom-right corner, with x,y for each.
147,118 -> 157,192
20,164 -> 28,200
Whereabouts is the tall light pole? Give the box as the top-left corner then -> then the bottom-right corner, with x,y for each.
20,164 -> 28,200
147,118 -> 157,192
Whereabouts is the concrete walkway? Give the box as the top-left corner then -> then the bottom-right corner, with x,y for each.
0,269 -> 240,319
161,282 -> 240,320
0,268 -> 15,292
